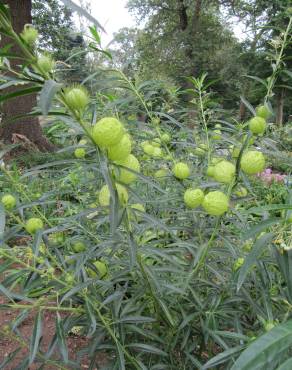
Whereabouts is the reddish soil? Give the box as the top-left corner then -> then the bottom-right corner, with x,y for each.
0,296 -> 108,369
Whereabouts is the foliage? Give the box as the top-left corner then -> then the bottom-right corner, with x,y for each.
32,0 -> 88,83
0,2 -> 292,369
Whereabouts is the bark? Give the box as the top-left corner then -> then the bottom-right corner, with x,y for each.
239,100 -> 246,121
178,0 -> 188,31
0,0 -> 54,152
276,88 -> 285,126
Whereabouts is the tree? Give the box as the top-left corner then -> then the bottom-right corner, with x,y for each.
126,0 -> 244,107
0,0 -> 54,151
32,0 -> 88,84
227,0 -> 292,123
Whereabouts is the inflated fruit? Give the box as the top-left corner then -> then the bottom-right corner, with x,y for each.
154,169 -> 168,180
99,184 -> 128,206
72,241 -> 86,252
184,188 -> 204,209
152,147 -> 162,157
25,218 -> 44,234
116,154 -> 140,184
131,203 -> 145,213
249,116 -> 266,135
37,54 -> 55,73
143,144 -> 155,155
1,194 -> 16,210
152,138 -> 161,147
88,260 -> 107,278
21,25 -> 38,45
232,147 -> 240,159
173,162 -> 190,179
202,191 -> 229,216
92,117 -> 124,148
212,129 -> 221,140
213,160 -> 236,184
240,151 -> 265,175
64,86 -> 89,112
108,134 -> 131,161
233,257 -> 244,271
235,186 -> 248,197
74,148 -> 86,159
161,133 -> 171,143
194,145 -> 207,156
206,166 -> 215,177
256,105 -> 271,120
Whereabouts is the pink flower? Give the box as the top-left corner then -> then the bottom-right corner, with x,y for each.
257,168 -> 286,184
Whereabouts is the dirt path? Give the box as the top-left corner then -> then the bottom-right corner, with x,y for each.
0,296 -> 108,369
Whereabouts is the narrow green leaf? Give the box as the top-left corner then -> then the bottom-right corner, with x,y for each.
240,96 -> 256,116
117,316 -> 156,324
0,86 -> 41,103
203,345 -> 245,369
85,298 -> 96,336
0,348 -> 21,369
116,342 -> 125,370
56,313 -> 68,363
29,311 -> 42,365
242,218 -> 281,240
127,343 -> 168,357
89,25 -> 101,45
60,279 -> 97,304
0,204 -> 5,240
0,283 -> 34,303
237,233 -> 274,291
246,204 -> 292,214
245,75 -> 268,87
39,80 -> 62,115
231,321 -> 292,370
276,357 -> 292,370
157,298 -> 175,327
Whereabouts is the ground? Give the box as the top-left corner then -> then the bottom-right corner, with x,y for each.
0,295 -> 108,369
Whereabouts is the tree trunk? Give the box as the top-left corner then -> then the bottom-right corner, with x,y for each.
0,0 -> 54,152
276,88 -> 285,126
239,100 -> 246,121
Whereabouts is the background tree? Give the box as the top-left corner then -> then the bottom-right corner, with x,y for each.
32,0 -> 88,83
0,0 -> 54,151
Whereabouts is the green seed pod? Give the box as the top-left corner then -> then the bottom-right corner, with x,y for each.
92,117 -> 124,148
184,188 -> 204,209
1,194 -> 16,210
64,86 -> 90,112
74,148 -> 86,159
37,54 -> 55,73
240,151 -> 265,175
202,191 -> 229,216
255,105 -> 272,120
172,162 -> 190,179
25,218 -> 44,234
249,116 -> 266,135
21,24 -> 38,45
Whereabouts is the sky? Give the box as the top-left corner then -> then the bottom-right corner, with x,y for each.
86,0 -> 137,46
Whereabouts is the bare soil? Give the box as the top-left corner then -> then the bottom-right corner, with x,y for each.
0,296 -> 108,369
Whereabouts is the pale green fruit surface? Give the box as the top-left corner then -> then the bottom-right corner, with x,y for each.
213,160 -> 235,184
92,117 -> 124,148
184,188 -> 204,208
99,184 -> 128,206
25,218 -> 44,234
108,134 -> 132,161
202,191 -> 229,216
173,162 -> 190,179
241,151 -> 265,175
